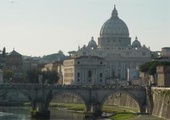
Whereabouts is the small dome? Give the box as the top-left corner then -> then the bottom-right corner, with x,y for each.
100,5 -> 129,37
132,37 -> 141,48
88,37 -> 97,49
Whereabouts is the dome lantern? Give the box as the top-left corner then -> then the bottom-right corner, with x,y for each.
111,5 -> 118,19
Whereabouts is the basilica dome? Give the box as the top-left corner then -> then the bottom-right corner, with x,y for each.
100,5 -> 129,37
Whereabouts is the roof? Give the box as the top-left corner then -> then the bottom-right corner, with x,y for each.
8,50 -> 22,56
75,55 -> 104,60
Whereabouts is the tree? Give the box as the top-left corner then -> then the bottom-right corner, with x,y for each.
139,61 -> 153,73
3,70 -> 14,83
25,69 -> 41,83
58,50 -> 64,55
25,69 -> 59,84
139,61 -> 170,75
2,47 -> 6,58
42,70 -> 59,84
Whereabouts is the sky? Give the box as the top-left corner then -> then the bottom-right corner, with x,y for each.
0,0 -> 170,56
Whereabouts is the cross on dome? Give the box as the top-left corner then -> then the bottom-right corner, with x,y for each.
135,36 -> 138,40
111,4 -> 118,18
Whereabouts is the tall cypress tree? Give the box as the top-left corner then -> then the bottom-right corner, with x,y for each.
2,47 -> 6,58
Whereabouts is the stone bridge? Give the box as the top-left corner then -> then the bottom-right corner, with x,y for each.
0,84 -> 152,118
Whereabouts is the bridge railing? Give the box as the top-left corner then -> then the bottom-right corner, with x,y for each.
0,83 -> 145,90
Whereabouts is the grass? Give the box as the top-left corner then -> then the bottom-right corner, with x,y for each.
110,112 -> 137,120
50,103 -> 138,120
102,105 -> 138,120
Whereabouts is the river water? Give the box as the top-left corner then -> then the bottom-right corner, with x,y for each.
0,107 -> 85,120
0,107 -> 165,120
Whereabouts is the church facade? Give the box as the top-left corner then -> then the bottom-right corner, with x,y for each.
63,6 -> 151,85
63,56 -> 106,85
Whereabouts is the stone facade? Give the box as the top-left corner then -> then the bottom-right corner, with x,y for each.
154,47 -> 170,62
4,49 -> 23,82
63,56 -> 106,85
152,87 -> 170,120
161,47 -> 170,57
157,66 -> 170,87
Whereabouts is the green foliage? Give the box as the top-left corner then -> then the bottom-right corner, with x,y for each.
25,69 -> 59,84
2,47 -> 6,58
148,62 -> 159,75
42,50 -> 67,61
3,70 -> 14,83
164,90 -> 170,97
25,69 -> 41,83
111,113 -> 137,120
139,61 -> 170,75
42,70 -> 59,84
158,90 -> 170,97
50,103 -> 137,120
139,62 -> 152,73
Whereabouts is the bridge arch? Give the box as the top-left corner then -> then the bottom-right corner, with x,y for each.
100,90 -> 144,113
47,90 -> 89,111
19,90 -> 33,102
0,90 -> 32,102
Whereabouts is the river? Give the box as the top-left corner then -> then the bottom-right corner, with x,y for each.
0,107 -> 165,120
0,107 -> 85,120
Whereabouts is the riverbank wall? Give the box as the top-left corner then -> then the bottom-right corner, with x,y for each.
110,87 -> 170,120
104,93 -> 139,111
151,87 -> 170,120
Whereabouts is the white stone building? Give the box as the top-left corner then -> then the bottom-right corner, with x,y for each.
63,56 -> 106,85
64,5 -> 151,84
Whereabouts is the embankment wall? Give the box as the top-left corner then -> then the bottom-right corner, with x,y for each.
152,87 -> 170,120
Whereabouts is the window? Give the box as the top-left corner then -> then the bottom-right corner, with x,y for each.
100,73 -> 102,77
100,61 -> 103,64
142,52 -> 146,56
77,72 -> 80,77
88,71 -> 92,78
14,73 -> 18,77
12,66 -> 16,70
19,73 -> 22,78
100,79 -> 102,82
77,61 -> 80,64
77,79 -> 80,82
83,52 -> 86,55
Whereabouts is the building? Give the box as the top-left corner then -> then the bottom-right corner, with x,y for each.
161,47 -> 170,57
67,5 -> 151,83
157,66 -> 170,87
5,49 -> 23,82
22,57 -> 39,72
63,56 -> 106,85
152,47 -> 170,62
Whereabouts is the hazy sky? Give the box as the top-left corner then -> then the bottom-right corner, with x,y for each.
0,0 -> 169,56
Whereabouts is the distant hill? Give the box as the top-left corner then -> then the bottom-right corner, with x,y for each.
42,51 -> 68,62
23,50 -> 70,63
